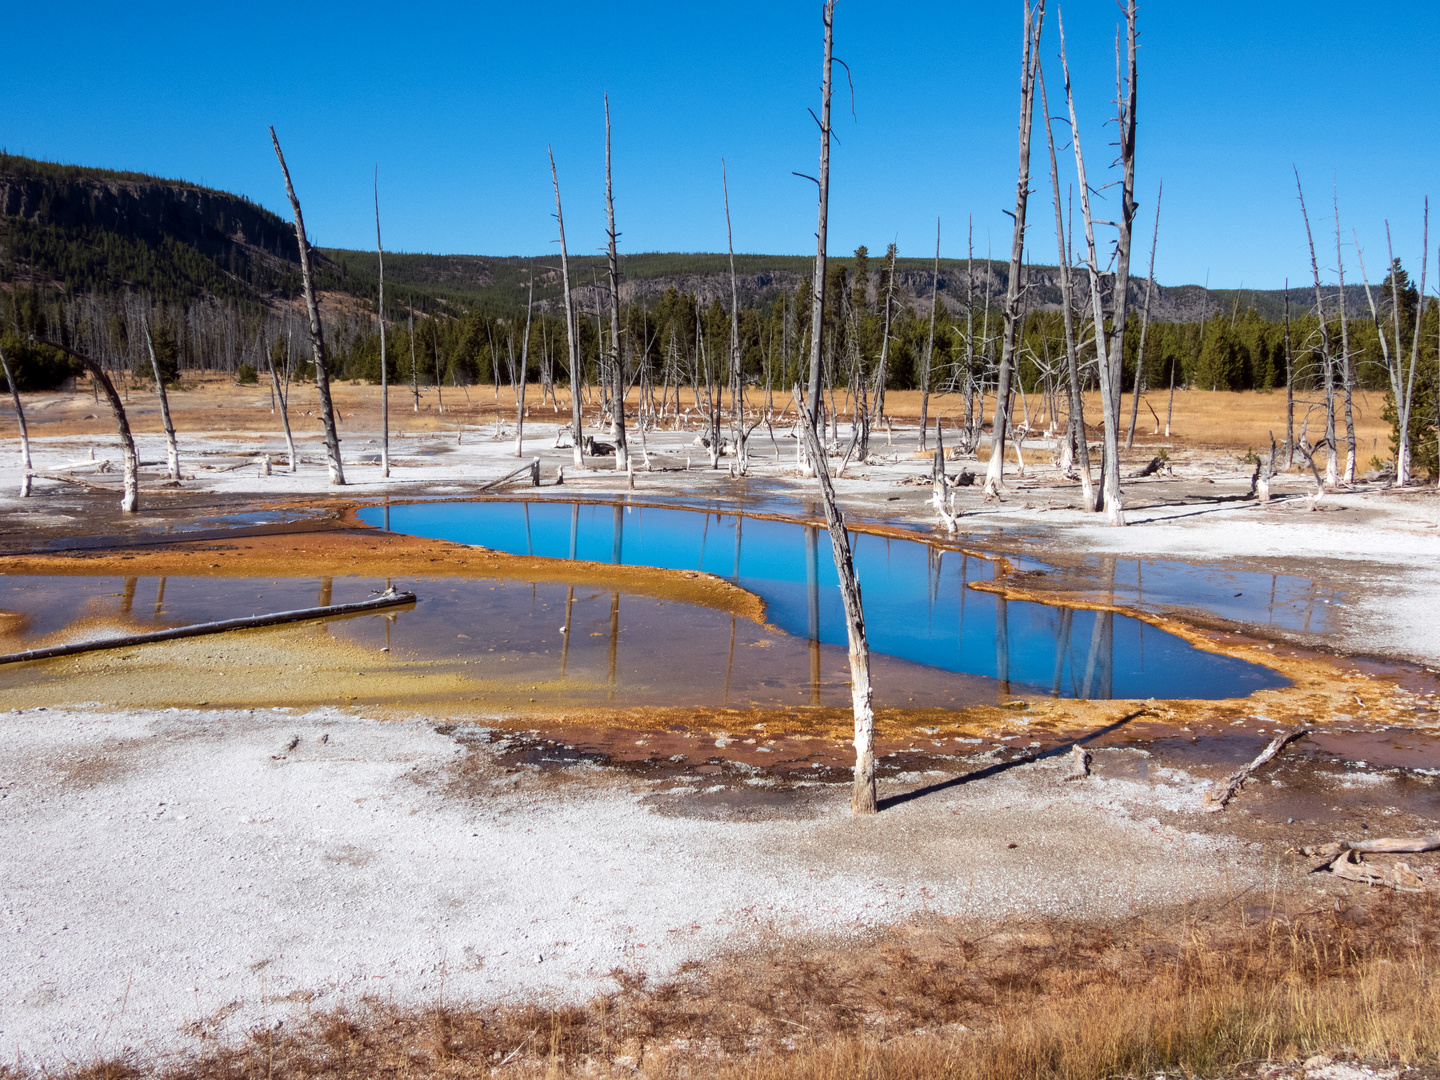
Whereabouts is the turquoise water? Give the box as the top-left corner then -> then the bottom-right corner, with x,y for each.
357,500 -> 1288,701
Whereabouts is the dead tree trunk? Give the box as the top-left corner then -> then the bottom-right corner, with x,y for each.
870,244 -> 896,426
1059,5 -> 1135,526
549,146 -> 586,470
723,158 -> 749,473
264,341 -> 298,473
269,126 -> 344,485
918,219 -> 940,452
142,319 -> 180,480
604,96 -> 628,471
795,391 -> 876,814
375,168 -> 390,478
983,0 -> 1045,498
1037,58 -> 1094,510
1,342 -> 33,497
1333,189 -> 1356,484
802,0 -> 836,457
1295,172 -> 1337,486
1125,180 -> 1162,450
1283,287 -> 1296,465
410,308 -> 419,412
516,275 -> 533,457
41,339 -> 139,512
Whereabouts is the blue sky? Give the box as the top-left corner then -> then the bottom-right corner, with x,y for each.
3,2 -> 1437,288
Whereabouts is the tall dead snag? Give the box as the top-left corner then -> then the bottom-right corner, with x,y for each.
982,0 -> 1045,499
1333,189 -> 1356,484
796,393 -> 876,814
918,219 -> 940,452
516,275 -> 533,457
1037,57 -> 1093,510
270,127 -> 345,485
1295,172 -> 1337,486
802,0 -> 836,454
1060,3 -> 1136,525
41,340 -> 139,512
549,146 -> 585,469
604,96 -> 628,471
375,169 -> 389,478
870,243 -> 896,425
1125,180 -> 1162,450
1356,213 -> 1429,486
723,159 -> 747,472
0,342 -> 33,497
141,319 -> 180,480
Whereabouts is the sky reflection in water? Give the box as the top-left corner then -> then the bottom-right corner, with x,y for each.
357,501 -> 1287,701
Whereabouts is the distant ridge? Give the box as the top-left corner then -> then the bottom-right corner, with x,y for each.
1,153 -> 1367,322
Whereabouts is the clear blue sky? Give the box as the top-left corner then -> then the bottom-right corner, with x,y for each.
3,2 -> 1436,289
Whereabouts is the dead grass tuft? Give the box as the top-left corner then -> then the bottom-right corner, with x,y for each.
14,891 -> 1440,1080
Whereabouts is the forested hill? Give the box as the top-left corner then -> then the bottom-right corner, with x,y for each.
1,152 -> 1366,322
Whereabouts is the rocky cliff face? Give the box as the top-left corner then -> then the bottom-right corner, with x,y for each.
0,168 -> 299,266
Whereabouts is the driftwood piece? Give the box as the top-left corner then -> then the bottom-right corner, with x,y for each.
1202,723 -> 1309,811
0,590 -> 417,666
1302,835 -> 1440,858
1309,847 -> 1435,892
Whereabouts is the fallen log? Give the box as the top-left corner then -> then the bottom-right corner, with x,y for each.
1202,723 -> 1310,811
0,589 -> 417,666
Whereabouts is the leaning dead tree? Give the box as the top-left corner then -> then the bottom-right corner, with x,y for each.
0,342 -> 32,497
141,319 -> 180,480
38,339 -> 140,512
375,168 -> 390,478
1036,57 -> 1094,509
603,95 -> 628,471
1125,180 -> 1162,450
791,1 -> 876,815
548,146 -> 585,470
983,0 -> 1045,499
800,0 -> 837,461
796,394 -> 876,814
270,126 -> 345,485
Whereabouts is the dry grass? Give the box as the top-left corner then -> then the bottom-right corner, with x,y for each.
22,890 -> 1439,1080
19,376 -> 1393,460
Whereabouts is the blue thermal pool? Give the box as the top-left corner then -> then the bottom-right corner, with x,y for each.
356,501 -> 1289,701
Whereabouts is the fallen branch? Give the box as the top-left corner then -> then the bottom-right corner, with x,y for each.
477,458 -> 541,493
1202,723 -> 1309,811
0,589 -> 417,666
27,470 -> 119,491
1302,835 -> 1440,858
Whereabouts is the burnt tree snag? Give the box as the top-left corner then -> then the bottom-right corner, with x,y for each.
269,127 -> 345,485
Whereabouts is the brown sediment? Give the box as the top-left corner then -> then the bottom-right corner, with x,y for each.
0,527 -> 767,626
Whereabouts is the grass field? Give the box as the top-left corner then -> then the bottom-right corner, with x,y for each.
11,376 -> 1397,466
